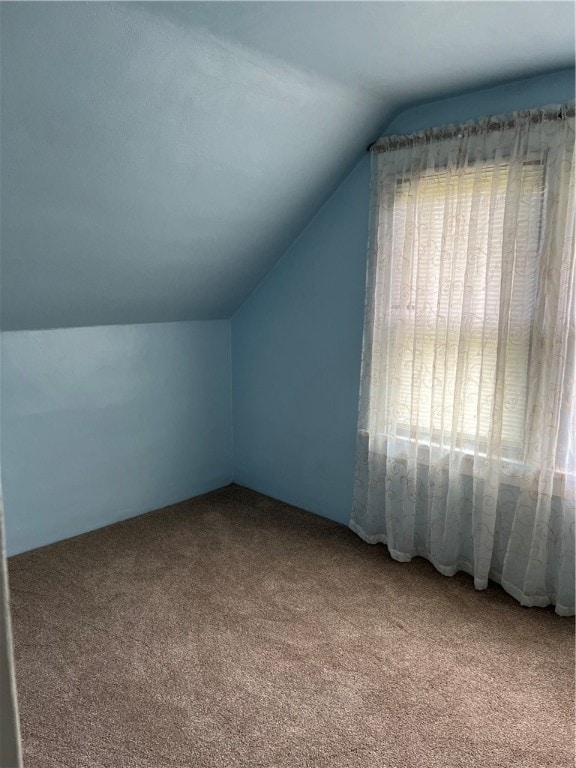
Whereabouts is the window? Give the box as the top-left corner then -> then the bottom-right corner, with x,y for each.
353,105 -> 575,614
386,160 -> 545,454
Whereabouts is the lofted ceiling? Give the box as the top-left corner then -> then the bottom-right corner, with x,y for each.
1,2 -> 574,331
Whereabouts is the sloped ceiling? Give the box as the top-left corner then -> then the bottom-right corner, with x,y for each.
1,2 -> 574,331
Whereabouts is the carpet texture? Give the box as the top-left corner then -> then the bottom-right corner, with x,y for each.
8,485 -> 575,768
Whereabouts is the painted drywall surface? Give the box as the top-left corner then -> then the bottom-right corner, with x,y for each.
2,321 -> 232,555
1,3 -> 574,331
233,157 -> 370,524
383,67 -> 576,135
146,3 -> 574,95
0,2 -> 385,331
232,68 -> 576,526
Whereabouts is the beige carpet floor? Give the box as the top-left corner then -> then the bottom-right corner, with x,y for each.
7,485 -> 575,768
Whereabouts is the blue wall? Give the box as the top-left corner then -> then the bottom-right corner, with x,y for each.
232,68 -> 575,526
2,321 -> 232,555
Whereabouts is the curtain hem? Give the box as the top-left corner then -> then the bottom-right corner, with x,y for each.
349,521 -> 574,617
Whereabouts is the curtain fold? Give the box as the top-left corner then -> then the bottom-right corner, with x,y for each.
351,104 -> 575,615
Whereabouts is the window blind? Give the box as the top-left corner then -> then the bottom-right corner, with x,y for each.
387,160 -> 545,449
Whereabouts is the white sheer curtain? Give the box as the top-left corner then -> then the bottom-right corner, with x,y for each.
351,104 -> 575,616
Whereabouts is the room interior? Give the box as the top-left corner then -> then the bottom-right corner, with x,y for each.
0,2 -> 574,767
